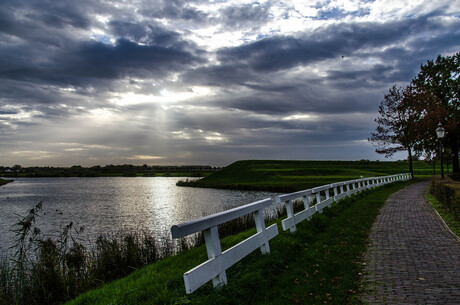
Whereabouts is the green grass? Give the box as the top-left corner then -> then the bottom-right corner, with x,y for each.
67,180 -> 415,305
178,160 -> 435,192
426,189 -> 460,237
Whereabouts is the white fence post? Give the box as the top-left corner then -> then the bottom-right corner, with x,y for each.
277,189 -> 314,232
303,195 -> 310,210
315,192 -> 321,211
204,226 -> 227,288
285,200 -> 296,232
254,208 -> 270,254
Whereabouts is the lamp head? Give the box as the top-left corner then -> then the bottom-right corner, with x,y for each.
436,122 -> 446,139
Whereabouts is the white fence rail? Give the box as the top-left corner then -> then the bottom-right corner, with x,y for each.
171,173 -> 411,293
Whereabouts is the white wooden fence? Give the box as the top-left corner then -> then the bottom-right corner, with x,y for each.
277,173 -> 411,232
171,173 -> 411,293
171,198 -> 278,294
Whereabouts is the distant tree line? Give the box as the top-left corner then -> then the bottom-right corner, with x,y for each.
370,52 -> 460,176
0,164 -> 220,177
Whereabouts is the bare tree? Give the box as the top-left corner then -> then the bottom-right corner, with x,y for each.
369,85 -> 419,177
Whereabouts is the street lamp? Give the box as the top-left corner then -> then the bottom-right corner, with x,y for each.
436,122 -> 446,179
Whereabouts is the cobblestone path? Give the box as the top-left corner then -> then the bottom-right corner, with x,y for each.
362,181 -> 460,304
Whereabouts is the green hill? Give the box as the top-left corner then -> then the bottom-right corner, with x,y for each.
178,160 -> 434,192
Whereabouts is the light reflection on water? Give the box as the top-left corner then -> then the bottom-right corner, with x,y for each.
0,177 -> 280,254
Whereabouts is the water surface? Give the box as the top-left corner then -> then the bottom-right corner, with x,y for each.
0,177 -> 279,255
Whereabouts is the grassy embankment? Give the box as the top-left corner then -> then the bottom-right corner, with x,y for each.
178,160 -> 435,192
0,178 -> 13,186
67,180 -> 416,305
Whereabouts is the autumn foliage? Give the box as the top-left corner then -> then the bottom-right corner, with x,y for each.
370,52 -> 460,175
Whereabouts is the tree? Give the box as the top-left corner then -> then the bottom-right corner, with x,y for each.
369,85 -> 420,177
412,52 -> 460,172
402,85 -> 448,161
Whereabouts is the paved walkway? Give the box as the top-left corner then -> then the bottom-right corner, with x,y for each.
362,181 -> 460,304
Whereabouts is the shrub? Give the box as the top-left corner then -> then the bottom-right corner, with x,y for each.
430,175 -> 460,221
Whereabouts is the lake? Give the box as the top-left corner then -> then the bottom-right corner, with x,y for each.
0,177 -> 279,256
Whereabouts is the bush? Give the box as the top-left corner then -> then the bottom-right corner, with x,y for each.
430,175 -> 460,221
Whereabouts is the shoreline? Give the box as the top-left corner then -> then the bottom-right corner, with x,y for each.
0,172 -> 210,178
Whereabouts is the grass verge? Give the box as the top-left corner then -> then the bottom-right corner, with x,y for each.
426,189 -> 460,237
67,180 -> 414,305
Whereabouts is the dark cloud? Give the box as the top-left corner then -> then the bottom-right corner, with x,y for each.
0,36 -> 205,89
25,2 -> 92,29
0,0 -> 207,88
139,0 -> 209,23
109,21 -> 187,47
183,16 -> 454,94
182,64 -> 254,87
0,0 -> 102,43
216,16 -> 446,73
217,3 -> 271,30
61,38 -> 204,80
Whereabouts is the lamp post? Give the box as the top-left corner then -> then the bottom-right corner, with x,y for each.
436,122 -> 446,179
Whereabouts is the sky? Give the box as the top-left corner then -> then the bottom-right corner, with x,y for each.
0,0 -> 459,167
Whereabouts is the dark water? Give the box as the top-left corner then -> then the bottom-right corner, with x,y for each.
0,177 -> 279,255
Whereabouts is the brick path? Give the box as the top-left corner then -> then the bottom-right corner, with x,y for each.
362,181 -> 460,304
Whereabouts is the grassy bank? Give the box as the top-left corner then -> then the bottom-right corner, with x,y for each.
178,160 -> 434,192
67,180 -> 415,305
0,178 -> 13,186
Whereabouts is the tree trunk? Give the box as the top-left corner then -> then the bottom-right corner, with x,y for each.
408,148 -> 414,177
446,156 -> 450,173
451,139 -> 459,173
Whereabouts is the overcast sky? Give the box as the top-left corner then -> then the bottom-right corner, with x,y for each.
0,0 -> 459,167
